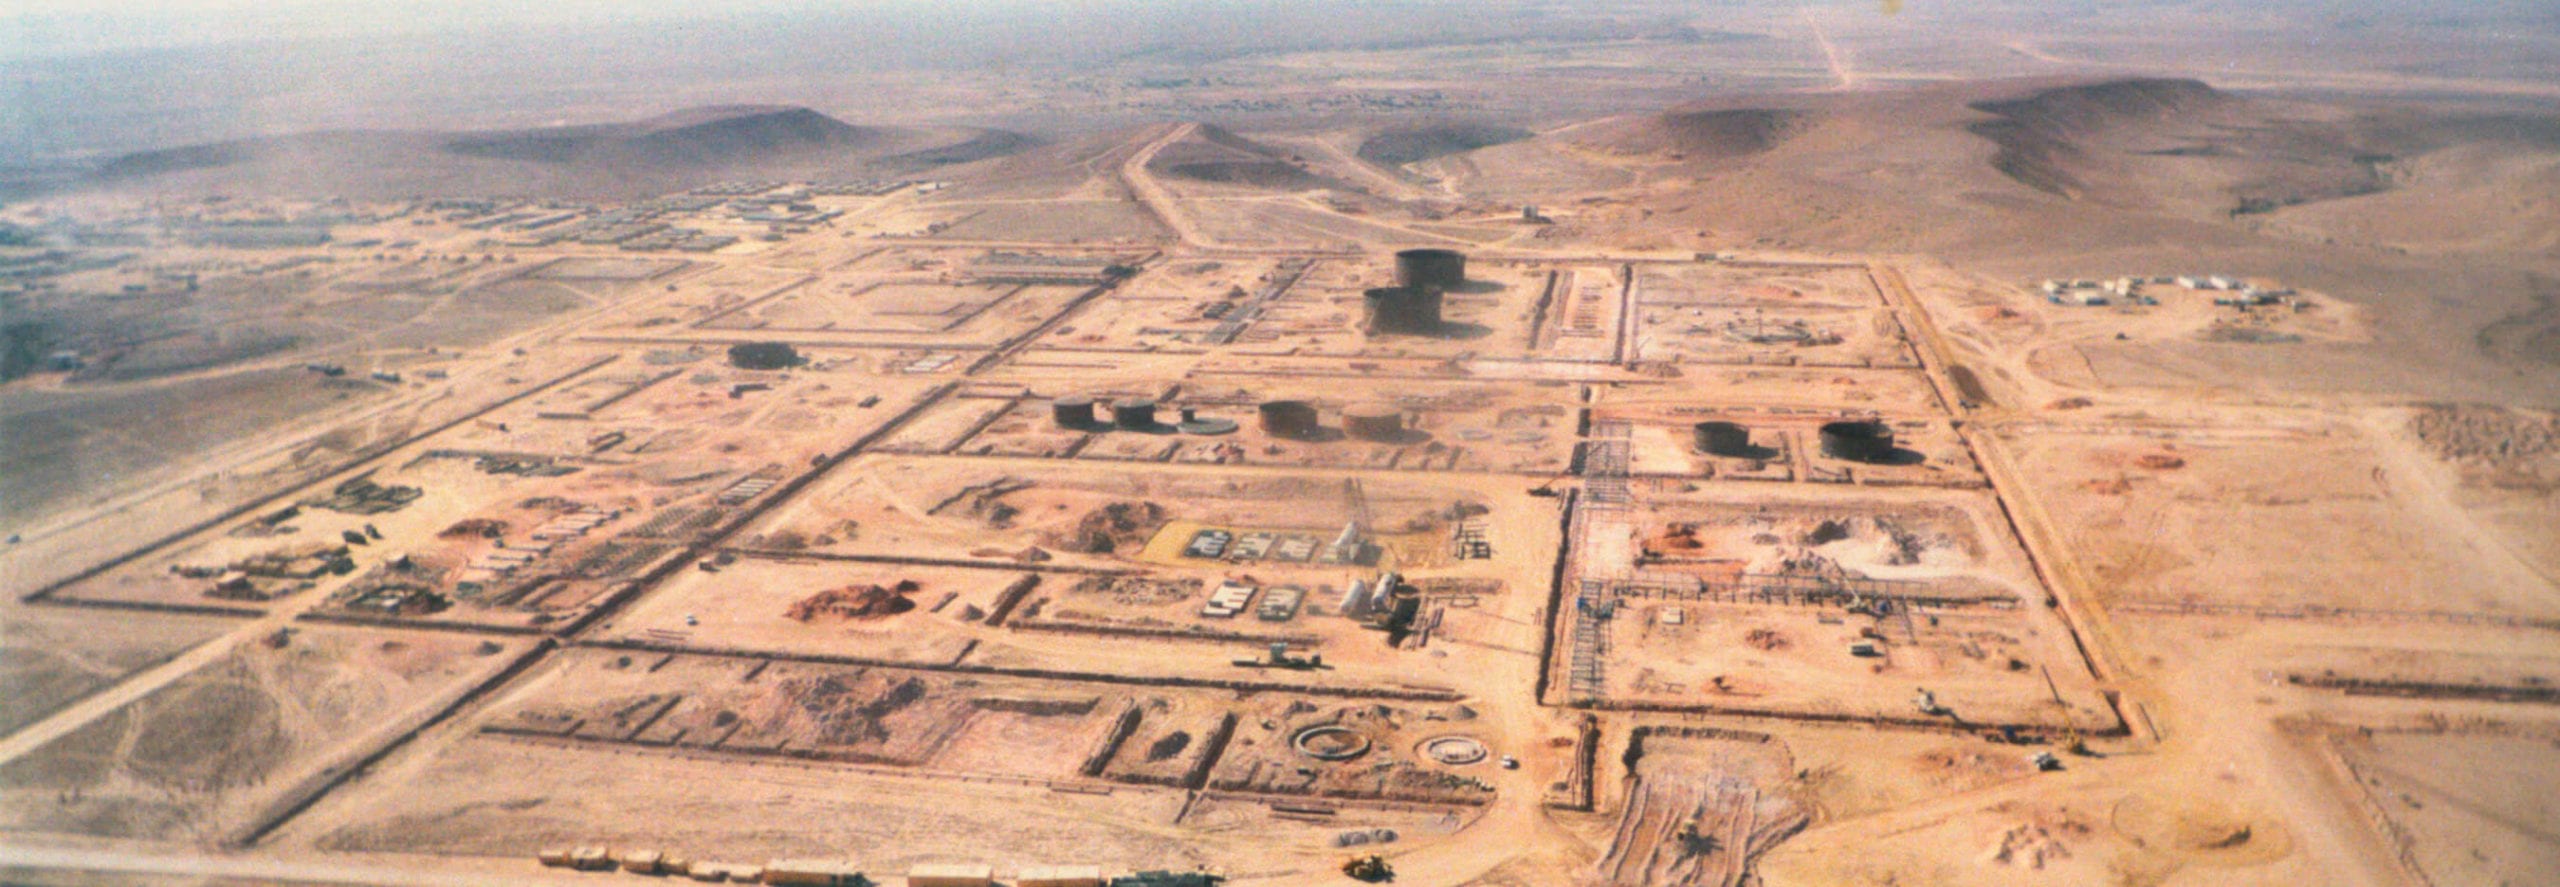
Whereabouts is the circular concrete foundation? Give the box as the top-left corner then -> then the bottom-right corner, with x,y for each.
1419,735 -> 1489,766
1292,725 -> 1373,761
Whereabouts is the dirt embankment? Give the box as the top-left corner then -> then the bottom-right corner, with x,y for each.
1564,108 -> 1810,161
1356,123 -> 1534,168
1966,78 -> 2236,199
1149,124 -> 1346,190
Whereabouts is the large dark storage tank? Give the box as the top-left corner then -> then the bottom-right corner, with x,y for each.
1818,420 -> 1897,463
1363,285 -> 1444,335
1113,399 -> 1159,430
1394,248 -> 1467,291
1259,400 -> 1321,438
1052,395 -> 1097,429
1692,420 -> 1751,456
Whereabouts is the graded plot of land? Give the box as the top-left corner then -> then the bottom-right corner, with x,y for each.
589,554 -> 1013,664
1629,303 -> 1918,369
0,607 -> 237,738
927,380 -> 1576,475
2327,728 -> 2560,887
1559,487 -> 2115,730
1602,366 -> 1945,414
0,369 -> 398,531
1636,263 -> 1884,309
738,459 -> 1554,682
1622,418 -> 1795,483
0,626 -> 527,843
286,734 -> 1223,871
525,257 -> 689,283
700,277 -> 1076,341
757,459 -> 1522,575
1528,265 -> 1627,363
1759,773 -> 2307,887
2020,279 -> 2369,352
405,277 -> 594,348
592,263 -> 810,332
1593,727 -> 1809,887
453,649 -> 1507,818
1603,409 -> 1983,488
1173,198 -> 1448,251
2401,404 -> 2560,586
472,651 -> 1133,769
1033,257 -> 1299,351
870,393 -> 1034,455
46,363 -> 933,625
924,199 -> 1168,243
1206,699 -> 1500,806
2006,423 -> 2560,616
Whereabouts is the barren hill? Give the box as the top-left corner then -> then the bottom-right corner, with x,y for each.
1146,124 -> 1349,191
1560,107 -> 1811,161
1433,76 -> 2560,404
1355,123 -> 1533,169
85,106 -> 1022,200
443,105 -> 879,168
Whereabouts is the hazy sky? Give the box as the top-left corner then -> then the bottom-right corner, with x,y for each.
0,0 -> 841,58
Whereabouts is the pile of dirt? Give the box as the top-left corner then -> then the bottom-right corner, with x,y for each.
1059,501 -> 1167,554
1356,123 -> 1533,168
438,518 -> 507,539
784,581 -> 920,621
1643,523 -> 1705,555
1566,107 -> 1808,160
778,672 -> 928,746
1966,78 -> 2235,198
2411,404 -> 2560,463
1151,125 -> 1343,190
443,105 -> 879,168
1744,629 -> 1788,651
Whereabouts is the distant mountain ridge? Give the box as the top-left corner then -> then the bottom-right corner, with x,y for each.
82,106 -> 1021,199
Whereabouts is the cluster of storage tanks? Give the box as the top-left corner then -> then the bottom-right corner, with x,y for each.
1258,399 -> 1405,442
1688,418 -> 1901,463
1363,248 -> 1467,336
1052,397 -> 1410,443
1050,396 -> 1236,434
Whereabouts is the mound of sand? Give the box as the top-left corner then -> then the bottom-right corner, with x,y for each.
1563,107 -> 1809,160
1966,78 -> 2237,199
784,580 -> 921,622
443,105 -> 880,167
1356,123 -> 1534,168
1149,124 -> 1345,190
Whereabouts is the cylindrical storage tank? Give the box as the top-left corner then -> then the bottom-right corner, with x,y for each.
1259,400 -> 1321,438
1692,420 -> 1751,456
1394,248 -> 1467,291
1363,286 -> 1443,336
1342,405 -> 1404,442
1818,420 -> 1897,463
1112,399 -> 1157,430
1052,395 -> 1096,429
